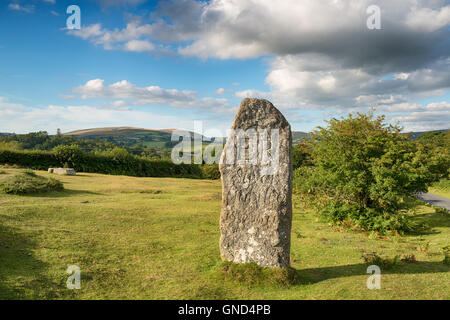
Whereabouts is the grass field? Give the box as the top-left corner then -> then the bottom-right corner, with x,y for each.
429,179 -> 450,199
0,168 -> 449,300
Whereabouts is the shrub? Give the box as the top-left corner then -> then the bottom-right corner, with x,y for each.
320,203 -> 417,234
201,164 -> 220,180
361,252 -> 399,270
53,144 -> 84,168
442,246 -> 450,265
0,171 -> 63,195
292,142 -> 312,170
400,254 -> 417,263
295,112 -> 440,233
434,206 -> 449,215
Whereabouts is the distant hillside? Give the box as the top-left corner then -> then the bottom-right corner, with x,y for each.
405,129 -> 449,140
65,126 -> 310,148
65,127 -> 204,150
292,131 -> 309,144
66,127 -> 176,137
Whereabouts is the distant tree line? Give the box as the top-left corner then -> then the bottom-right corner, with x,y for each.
0,131 -> 168,159
0,145 -> 213,179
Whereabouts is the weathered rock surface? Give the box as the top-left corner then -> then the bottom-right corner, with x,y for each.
48,168 -> 76,175
219,98 -> 293,268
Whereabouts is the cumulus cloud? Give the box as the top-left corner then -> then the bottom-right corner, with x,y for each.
72,79 -> 235,112
95,0 -> 147,7
65,0 -> 450,129
67,22 -> 156,52
391,109 -> 450,131
0,96 -> 204,134
124,39 -> 154,52
263,55 -> 450,109
8,3 -> 35,13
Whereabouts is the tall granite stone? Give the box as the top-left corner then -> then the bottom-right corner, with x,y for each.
219,98 -> 293,268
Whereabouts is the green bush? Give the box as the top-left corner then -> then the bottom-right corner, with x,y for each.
361,252 -> 399,270
320,203 -> 416,233
0,171 -> 64,195
53,144 -> 84,168
293,166 -> 323,195
434,206 -> 449,215
292,142 -> 312,170
442,246 -> 450,265
201,164 -> 220,180
294,112 -> 441,233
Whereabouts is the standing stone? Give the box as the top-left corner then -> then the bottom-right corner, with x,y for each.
219,98 -> 293,268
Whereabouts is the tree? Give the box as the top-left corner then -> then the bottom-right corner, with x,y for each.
299,112 -> 441,233
53,144 -> 84,168
292,142 -> 312,169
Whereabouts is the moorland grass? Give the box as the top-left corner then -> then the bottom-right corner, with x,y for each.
429,179 -> 450,199
0,168 -> 448,299
0,170 -> 63,195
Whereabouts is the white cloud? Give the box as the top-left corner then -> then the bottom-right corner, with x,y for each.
124,40 -> 154,52
66,1 -> 450,112
68,24 -> 104,40
0,97 -> 199,134
234,89 -> 271,100
393,73 -> 410,80
391,109 -> 450,131
215,88 -> 225,95
61,0 -> 450,131
72,79 -> 234,112
95,0 -> 146,6
8,3 -> 34,13
406,5 -> 450,32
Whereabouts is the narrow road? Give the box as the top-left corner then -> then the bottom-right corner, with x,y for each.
416,193 -> 450,211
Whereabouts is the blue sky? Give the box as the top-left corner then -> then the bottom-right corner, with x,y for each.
0,0 -> 449,134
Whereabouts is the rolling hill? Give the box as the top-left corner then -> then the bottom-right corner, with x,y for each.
65,126 -> 310,148
65,127 -> 183,149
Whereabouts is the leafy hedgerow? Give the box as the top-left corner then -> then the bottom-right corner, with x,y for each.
0,147 -> 205,179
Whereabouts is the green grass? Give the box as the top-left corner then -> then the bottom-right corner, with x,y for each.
429,179 -> 450,199
0,167 -> 449,299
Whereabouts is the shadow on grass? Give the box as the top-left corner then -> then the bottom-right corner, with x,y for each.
405,210 -> 450,236
23,189 -> 103,198
297,261 -> 450,285
0,222 -> 61,299
63,174 -> 94,178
